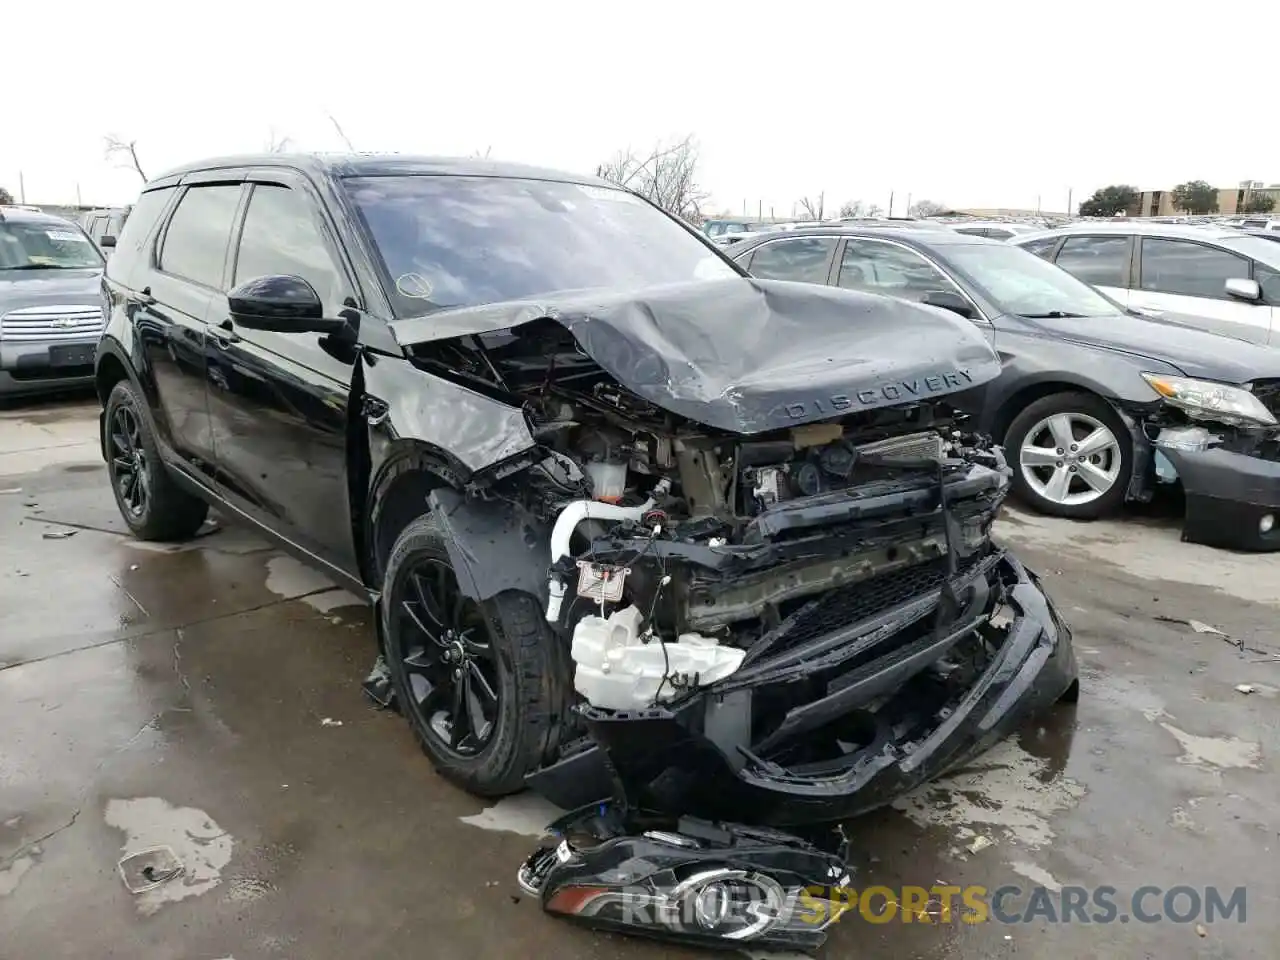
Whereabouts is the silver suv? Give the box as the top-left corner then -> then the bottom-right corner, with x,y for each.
0,208 -> 105,397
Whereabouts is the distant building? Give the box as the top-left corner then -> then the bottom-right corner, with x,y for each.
1134,182 -> 1280,217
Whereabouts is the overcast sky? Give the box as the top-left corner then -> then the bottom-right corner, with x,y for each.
7,0 -> 1279,215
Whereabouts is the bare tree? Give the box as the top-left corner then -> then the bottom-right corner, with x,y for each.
908,199 -> 948,218
865,203 -> 883,218
797,193 -> 825,220
595,135 -> 708,222
104,135 -> 147,181
327,113 -> 355,151
837,199 -> 864,219
0,186 -> 13,205
473,145 -> 493,159
265,127 -> 293,152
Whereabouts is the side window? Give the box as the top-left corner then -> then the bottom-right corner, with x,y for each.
1253,262 -> 1280,303
837,239 -> 954,302
106,188 -> 175,283
233,184 -> 344,308
746,237 -> 836,283
159,184 -> 242,288
1054,236 -> 1130,287
1021,236 -> 1059,260
1139,239 -> 1250,298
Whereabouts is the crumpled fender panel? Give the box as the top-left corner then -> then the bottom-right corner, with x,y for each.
427,488 -> 550,603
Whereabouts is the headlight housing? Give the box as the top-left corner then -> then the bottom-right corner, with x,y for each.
1141,373 -> 1277,427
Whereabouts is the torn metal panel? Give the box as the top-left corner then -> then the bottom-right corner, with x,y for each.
359,351 -> 537,477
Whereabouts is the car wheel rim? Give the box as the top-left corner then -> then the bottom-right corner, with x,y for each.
391,557 -> 501,758
109,404 -> 149,518
1019,412 -> 1122,506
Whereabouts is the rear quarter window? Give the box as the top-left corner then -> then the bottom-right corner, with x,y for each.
106,188 -> 175,285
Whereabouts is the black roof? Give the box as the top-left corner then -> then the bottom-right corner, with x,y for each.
150,153 -> 611,189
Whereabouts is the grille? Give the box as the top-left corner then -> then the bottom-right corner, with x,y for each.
781,549 -> 990,649
1253,379 -> 1280,421
0,304 -> 105,342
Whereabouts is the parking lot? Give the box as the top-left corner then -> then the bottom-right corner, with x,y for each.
1,394 -> 1277,959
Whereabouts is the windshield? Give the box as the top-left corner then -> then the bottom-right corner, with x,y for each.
343,175 -> 735,316
944,243 -> 1119,318
0,220 -> 103,270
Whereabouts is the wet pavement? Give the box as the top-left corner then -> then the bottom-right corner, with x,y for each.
2,395 -> 1279,960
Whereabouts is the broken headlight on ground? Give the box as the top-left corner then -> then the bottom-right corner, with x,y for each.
518,805 -> 851,951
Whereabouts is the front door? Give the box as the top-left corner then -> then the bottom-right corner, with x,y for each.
1130,237 -> 1272,345
206,174 -> 362,582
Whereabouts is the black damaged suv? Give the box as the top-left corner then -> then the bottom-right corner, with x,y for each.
96,155 -> 1076,825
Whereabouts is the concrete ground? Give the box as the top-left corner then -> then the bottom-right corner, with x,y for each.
2,394 -> 1278,960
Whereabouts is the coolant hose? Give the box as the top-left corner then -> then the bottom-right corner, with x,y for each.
545,479 -> 670,623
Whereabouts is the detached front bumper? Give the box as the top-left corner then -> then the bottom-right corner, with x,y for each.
529,553 -> 1078,826
1160,443 -> 1280,551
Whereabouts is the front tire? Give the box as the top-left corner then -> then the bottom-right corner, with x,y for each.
105,380 -> 209,540
1005,392 -> 1132,520
382,512 -> 567,797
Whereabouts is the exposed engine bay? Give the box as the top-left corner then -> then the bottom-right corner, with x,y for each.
386,281 -> 1079,952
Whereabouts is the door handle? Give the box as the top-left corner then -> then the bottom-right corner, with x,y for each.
139,286 -> 157,306
212,318 -> 241,348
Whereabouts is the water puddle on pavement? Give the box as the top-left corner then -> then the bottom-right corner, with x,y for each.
458,793 -> 567,838
1157,723 -> 1262,770
891,737 -> 1086,851
263,556 -> 362,612
104,797 -> 235,914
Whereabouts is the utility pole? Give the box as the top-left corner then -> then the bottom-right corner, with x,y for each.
1036,194 -> 1041,214
888,191 -> 894,217
76,183 -> 83,207
906,192 -> 912,215
18,171 -> 26,203
1066,188 -> 1073,217
757,199 -> 762,222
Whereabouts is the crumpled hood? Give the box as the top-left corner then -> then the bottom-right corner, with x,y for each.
0,268 -> 102,312
390,278 -> 1002,434
1026,310 -> 1280,384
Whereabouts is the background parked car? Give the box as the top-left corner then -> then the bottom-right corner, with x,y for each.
0,208 -> 105,398
946,221 -> 1044,241
1013,223 -> 1280,346
80,206 -> 131,257
730,226 -> 1280,549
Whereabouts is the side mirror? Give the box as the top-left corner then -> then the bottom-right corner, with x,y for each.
228,275 -> 347,334
1225,277 -> 1262,303
921,290 -> 977,319
99,235 -> 117,248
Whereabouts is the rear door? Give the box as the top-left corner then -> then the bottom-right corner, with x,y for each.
206,169 -> 362,580
132,178 -> 244,480
1132,237 -> 1271,344
735,236 -> 839,283
1048,235 -> 1132,307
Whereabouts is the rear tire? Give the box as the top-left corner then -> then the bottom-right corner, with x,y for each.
382,512 -> 568,797
105,380 -> 209,540
1005,392 -> 1132,520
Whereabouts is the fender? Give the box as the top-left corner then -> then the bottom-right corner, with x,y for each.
427,488 -> 551,604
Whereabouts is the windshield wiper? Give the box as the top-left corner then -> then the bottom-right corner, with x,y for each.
1019,311 -> 1086,319
3,263 -> 87,271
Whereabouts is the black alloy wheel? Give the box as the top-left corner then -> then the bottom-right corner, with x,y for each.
392,557 -> 503,757
103,379 -> 208,541
110,404 -> 149,518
